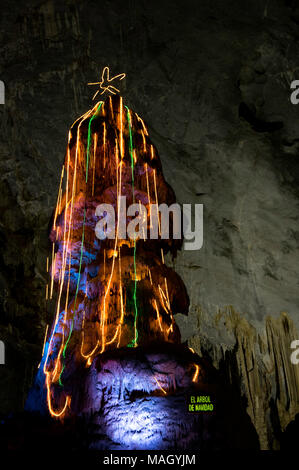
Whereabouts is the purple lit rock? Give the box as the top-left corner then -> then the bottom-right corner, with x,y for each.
75,348 -> 211,450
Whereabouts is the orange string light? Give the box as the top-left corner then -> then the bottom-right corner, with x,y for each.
192,364 -> 200,382
153,299 -> 163,332
153,169 -> 161,235
154,376 -> 167,394
92,132 -> 98,196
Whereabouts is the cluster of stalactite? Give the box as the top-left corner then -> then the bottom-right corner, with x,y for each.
189,308 -> 299,449
40,95 -> 192,418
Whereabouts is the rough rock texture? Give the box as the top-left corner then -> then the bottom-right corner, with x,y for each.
83,349 -> 259,450
25,345 -> 260,450
36,93 -> 189,421
185,308 -> 299,449
73,349 -> 206,450
1,0 -> 299,449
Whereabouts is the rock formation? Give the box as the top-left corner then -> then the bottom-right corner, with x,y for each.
26,94 -> 212,449
1,0 -> 299,450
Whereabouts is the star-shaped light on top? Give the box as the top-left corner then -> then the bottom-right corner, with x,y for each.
88,66 -> 126,100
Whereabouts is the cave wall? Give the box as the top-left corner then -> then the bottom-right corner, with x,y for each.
0,0 -> 299,449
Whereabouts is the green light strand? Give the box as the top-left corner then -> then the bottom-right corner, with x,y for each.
59,103 -> 102,384
58,364 -> 65,387
125,105 -> 138,347
86,102 -> 103,183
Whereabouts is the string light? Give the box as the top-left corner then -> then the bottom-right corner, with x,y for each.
88,66 -> 126,100
41,95 -> 189,419
86,103 -> 103,182
92,132 -> 98,196
47,105 -> 100,390
153,299 -> 163,332
126,106 -> 139,347
154,376 -> 167,395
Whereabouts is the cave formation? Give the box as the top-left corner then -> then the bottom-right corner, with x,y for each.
23,93 -> 260,450
25,94 -> 204,449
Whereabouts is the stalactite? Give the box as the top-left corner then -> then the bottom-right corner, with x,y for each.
189,307 -> 299,449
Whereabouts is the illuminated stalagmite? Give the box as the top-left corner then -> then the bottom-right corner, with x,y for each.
26,93 -> 209,449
